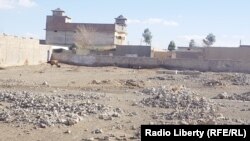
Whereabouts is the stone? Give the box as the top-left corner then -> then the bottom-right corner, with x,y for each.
66,118 -> 80,126
39,123 -> 47,128
91,80 -> 101,85
92,129 -> 103,134
42,81 -> 48,86
112,112 -> 120,117
131,125 -> 136,130
83,137 -> 94,141
149,122 -> 154,125
213,92 -> 229,99
103,136 -> 110,140
213,91 -> 250,101
178,120 -> 188,125
99,115 -> 105,119
0,90 -> 120,127
65,129 -> 71,134
139,86 -> 223,124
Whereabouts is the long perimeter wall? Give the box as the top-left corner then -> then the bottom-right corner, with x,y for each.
0,35 -> 52,67
52,52 -> 250,73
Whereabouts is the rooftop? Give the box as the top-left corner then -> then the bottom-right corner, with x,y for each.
115,15 -> 127,20
52,8 -> 64,12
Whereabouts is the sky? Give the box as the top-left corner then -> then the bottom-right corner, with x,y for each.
0,0 -> 249,49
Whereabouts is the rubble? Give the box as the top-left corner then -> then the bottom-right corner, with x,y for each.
203,80 -> 225,87
0,90 -> 119,127
64,129 -> 71,134
219,73 -> 250,86
42,81 -> 49,86
140,86 -> 223,123
213,92 -> 250,101
148,76 -> 166,80
212,92 -> 229,99
231,73 -> 250,85
121,79 -> 145,88
92,129 -> 103,134
91,80 -> 111,85
148,75 -> 178,81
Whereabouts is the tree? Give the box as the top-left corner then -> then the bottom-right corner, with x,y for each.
189,39 -> 196,48
168,40 -> 176,51
74,25 -> 96,49
203,33 -> 216,47
142,28 -> 152,45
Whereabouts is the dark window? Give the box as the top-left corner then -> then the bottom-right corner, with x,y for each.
54,30 -> 58,32
117,36 -> 122,39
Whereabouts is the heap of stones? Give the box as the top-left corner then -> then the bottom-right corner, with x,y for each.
213,92 -> 250,101
140,86 -> 223,124
231,73 -> 250,85
0,90 -> 120,128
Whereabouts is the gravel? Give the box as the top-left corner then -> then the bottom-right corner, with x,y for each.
231,73 -> 250,85
140,86 -> 223,123
0,90 -> 120,127
213,92 -> 250,101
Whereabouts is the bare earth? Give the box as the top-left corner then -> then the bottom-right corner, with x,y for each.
0,64 -> 249,141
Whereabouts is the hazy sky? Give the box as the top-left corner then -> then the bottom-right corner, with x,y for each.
0,0 -> 249,49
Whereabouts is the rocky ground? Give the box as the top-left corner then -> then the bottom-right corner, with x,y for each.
0,64 -> 249,141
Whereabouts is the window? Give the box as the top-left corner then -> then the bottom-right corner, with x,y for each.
116,36 -> 122,39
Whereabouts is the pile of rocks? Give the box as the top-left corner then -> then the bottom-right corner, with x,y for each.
203,79 -> 225,87
121,79 -> 145,88
63,92 -> 106,100
91,80 -> 111,85
231,73 -> 250,85
0,90 -> 118,128
213,92 -> 250,101
140,86 -> 222,123
220,73 -> 250,86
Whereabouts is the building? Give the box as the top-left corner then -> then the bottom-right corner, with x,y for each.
45,8 -> 127,49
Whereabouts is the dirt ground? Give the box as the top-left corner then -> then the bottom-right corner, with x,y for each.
0,64 -> 249,141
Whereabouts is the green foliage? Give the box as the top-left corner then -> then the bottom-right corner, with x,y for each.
168,41 -> 176,51
189,39 -> 196,48
142,28 -> 152,45
203,33 -> 216,47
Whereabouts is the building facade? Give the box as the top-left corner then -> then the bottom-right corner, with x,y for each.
45,8 -> 127,49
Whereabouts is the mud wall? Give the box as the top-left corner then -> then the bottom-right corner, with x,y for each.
0,35 -> 52,67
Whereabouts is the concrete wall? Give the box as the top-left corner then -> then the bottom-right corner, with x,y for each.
52,53 -> 158,68
162,59 -> 250,73
46,31 -> 75,45
176,47 -> 250,62
176,51 -> 203,60
152,51 -> 175,60
115,45 -> 151,57
75,45 -> 151,57
0,35 -> 52,67
52,52 -> 250,73
178,47 -> 203,52
204,47 -> 250,61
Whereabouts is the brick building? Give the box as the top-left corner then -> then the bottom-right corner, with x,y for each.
45,8 -> 127,49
